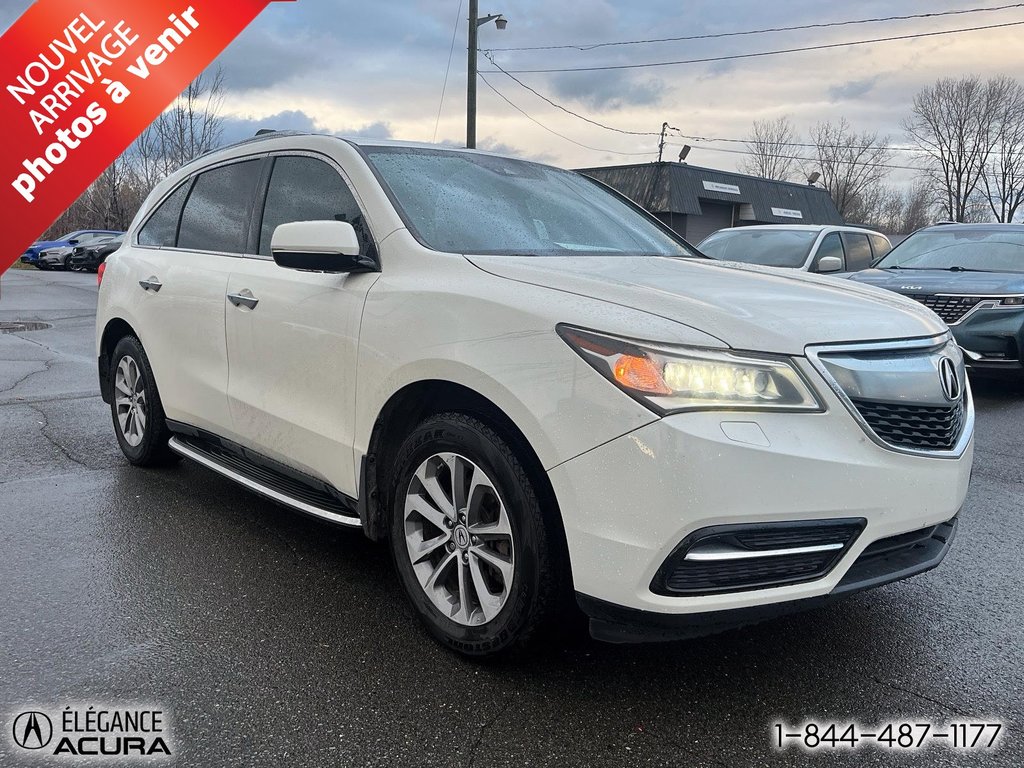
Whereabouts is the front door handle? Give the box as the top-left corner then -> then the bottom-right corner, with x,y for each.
227,289 -> 259,310
138,276 -> 162,292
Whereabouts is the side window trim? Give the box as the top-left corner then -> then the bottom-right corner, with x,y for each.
137,152 -> 268,258
248,149 -> 379,262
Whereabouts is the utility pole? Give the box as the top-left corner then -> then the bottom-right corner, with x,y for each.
467,0 -> 506,149
657,121 -> 679,162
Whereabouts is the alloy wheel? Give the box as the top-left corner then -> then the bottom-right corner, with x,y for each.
114,355 -> 147,447
403,452 -> 515,626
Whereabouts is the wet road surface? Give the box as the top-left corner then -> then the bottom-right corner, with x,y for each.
1,267 -> 1021,766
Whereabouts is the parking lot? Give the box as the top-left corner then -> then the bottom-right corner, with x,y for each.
1,267 -> 1021,767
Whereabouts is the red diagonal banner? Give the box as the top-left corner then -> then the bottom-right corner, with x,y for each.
0,0 -> 294,272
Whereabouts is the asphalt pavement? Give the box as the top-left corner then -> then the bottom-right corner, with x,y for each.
1,267 -> 1021,767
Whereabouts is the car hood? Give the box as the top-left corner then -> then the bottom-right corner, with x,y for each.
849,268 -> 1024,295
466,256 -> 946,355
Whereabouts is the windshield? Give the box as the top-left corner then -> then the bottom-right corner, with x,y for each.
876,228 -> 1024,272
699,229 -> 818,268
56,230 -> 86,241
363,147 -> 695,257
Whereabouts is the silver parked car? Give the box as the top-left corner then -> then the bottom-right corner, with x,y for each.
699,225 -> 892,274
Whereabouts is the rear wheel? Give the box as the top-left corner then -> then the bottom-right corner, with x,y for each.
109,336 -> 177,466
62,254 -> 72,271
389,413 -> 561,656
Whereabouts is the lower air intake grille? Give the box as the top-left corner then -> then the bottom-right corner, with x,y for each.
850,398 -> 964,451
654,519 -> 865,596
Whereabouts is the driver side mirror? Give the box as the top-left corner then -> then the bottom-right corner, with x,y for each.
271,220 -> 378,273
816,255 -> 843,273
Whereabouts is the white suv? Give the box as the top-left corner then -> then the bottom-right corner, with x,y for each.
699,224 -> 892,274
96,133 -> 973,655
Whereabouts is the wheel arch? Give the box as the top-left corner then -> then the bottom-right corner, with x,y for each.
98,317 -> 141,404
359,379 -> 569,574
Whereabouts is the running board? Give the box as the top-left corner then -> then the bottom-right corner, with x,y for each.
168,435 -> 361,527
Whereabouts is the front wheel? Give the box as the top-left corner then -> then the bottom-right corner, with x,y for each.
389,413 -> 562,656
109,336 -> 177,466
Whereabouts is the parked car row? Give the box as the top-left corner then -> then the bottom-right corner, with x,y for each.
698,221 -> 1024,377
21,229 -> 123,271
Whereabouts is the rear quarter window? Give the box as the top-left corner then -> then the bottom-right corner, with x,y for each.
138,183 -> 190,247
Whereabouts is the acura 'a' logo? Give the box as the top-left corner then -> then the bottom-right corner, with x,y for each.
12,711 -> 52,750
938,357 -> 961,402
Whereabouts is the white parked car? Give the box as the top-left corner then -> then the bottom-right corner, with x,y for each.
699,224 -> 892,274
96,134 -> 972,656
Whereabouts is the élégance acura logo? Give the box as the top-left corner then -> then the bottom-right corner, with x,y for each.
8,706 -> 171,759
12,711 -> 52,750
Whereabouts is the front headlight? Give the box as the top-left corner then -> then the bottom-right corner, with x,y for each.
557,325 -> 822,414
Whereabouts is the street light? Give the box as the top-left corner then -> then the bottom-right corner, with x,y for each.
467,0 -> 506,149
807,171 -> 821,185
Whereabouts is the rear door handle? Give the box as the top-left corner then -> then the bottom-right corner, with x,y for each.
227,289 -> 259,310
138,276 -> 162,292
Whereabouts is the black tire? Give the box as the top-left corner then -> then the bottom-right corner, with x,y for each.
34,262 -> 46,270
62,254 -> 72,271
109,335 -> 178,467
389,412 -> 562,657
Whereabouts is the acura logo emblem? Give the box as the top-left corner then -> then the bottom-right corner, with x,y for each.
12,711 -> 52,750
938,357 -> 961,402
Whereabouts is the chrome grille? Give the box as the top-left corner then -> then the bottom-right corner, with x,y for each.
807,336 -> 972,457
850,398 -> 965,451
906,294 -> 983,324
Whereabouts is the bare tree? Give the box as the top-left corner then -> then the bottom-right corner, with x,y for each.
128,67 -> 225,181
41,68 -> 228,239
903,75 -> 1007,222
855,181 -> 935,234
981,76 -> 1024,222
902,181 -> 937,231
739,116 -> 800,181
805,118 -> 893,221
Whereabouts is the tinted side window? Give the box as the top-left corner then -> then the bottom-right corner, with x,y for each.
813,233 -> 845,271
841,232 -> 873,271
178,160 -> 261,254
259,156 -> 370,257
139,183 -> 190,246
869,234 -> 891,261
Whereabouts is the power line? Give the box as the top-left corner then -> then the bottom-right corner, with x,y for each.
482,19 -> 1024,73
432,0 -> 464,144
483,53 -> 660,135
478,74 -> 654,156
670,131 -> 923,154
667,140 -> 930,172
481,64 -> 932,170
484,3 -> 1024,52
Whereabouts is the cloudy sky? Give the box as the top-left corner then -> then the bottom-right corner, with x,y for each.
5,0 -> 1024,180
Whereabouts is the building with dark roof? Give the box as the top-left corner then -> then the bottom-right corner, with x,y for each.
577,162 -> 843,244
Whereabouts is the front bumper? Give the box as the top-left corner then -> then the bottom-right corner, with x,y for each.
951,308 -> 1024,374
548,368 -> 973,635
580,516 -> 958,642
